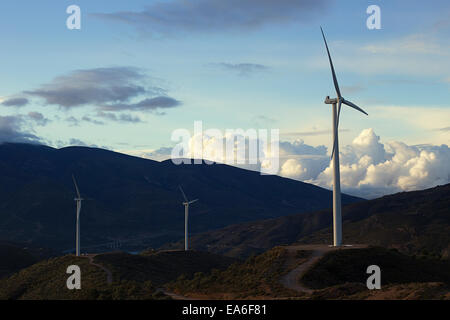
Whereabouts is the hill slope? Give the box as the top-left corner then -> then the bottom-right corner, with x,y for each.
0,250 -> 237,300
168,246 -> 450,300
166,184 -> 450,258
0,241 -> 56,279
0,143 -> 361,252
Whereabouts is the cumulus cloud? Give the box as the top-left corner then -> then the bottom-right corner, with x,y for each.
0,115 -> 41,144
95,0 -> 329,35
143,127 -> 450,199
309,129 -> 450,199
1,97 -> 29,107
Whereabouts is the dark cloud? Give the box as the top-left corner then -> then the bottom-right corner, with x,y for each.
19,67 -> 180,117
0,115 -> 41,144
2,97 -> 29,107
434,126 -> 450,132
27,112 -> 50,126
212,63 -> 269,76
24,67 -> 149,108
82,116 -> 105,125
66,116 -> 80,127
96,111 -> 143,123
66,115 -> 106,126
100,97 -> 181,112
94,0 -> 329,35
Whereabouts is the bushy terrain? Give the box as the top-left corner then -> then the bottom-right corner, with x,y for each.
0,250 -> 236,300
166,246 -> 450,300
310,282 -> 450,300
301,247 -> 450,289
93,250 -> 237,287
168,247 -> 298,299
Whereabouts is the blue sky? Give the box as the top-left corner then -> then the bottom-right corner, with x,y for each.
0,0 -> 449,197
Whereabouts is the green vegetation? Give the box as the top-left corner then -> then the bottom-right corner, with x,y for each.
168,247 -> 298,298
301,247 -> 450,290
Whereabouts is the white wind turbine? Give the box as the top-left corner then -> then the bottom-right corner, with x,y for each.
72,174 -> 83,256
179,185 -> 198,251
320,27 -> 368,247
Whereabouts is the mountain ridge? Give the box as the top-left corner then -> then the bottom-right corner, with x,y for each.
0,143 -> 362,252
163,183 -> 450,258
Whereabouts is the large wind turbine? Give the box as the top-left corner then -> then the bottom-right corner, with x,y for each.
320,27 -> 368,247
72,175 -> 83,256
179,185 -> 198,251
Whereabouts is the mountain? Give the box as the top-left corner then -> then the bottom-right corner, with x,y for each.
165,184 -> 450,258
0,241 -> 56,279
0,143 -> 361,252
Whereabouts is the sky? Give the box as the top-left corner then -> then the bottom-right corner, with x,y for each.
0,0 -> 449,198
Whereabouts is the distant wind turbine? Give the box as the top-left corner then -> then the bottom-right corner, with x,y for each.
179,185 -> 198,251
320,27 -> 368,247
72,174 -> 83,256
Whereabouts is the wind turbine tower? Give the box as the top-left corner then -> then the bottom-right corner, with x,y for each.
72,175 -> 84,256
179,186 -> 198,251
321,27 -> 368,246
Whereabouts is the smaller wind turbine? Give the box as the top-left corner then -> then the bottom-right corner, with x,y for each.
179,185 -> 198,251
72,175 -> 83,256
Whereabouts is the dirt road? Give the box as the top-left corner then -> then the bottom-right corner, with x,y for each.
81,254 -> 113,285
279,244 -> 367,293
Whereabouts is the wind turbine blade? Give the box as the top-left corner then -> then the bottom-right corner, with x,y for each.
72,174 -> 81,198
189,199 -> 199,205
179,185 -> 188,202
321,27 -> 341,98
342,99 -> 368,115
330,99 -> 342,160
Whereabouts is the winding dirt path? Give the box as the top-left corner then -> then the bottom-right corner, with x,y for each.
279,244 -> 367,294
81,254 -> 113,285
156,288 -> 195,300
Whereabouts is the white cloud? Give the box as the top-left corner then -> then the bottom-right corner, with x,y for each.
309,128 -> 450,199
139,128 -> 450,199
